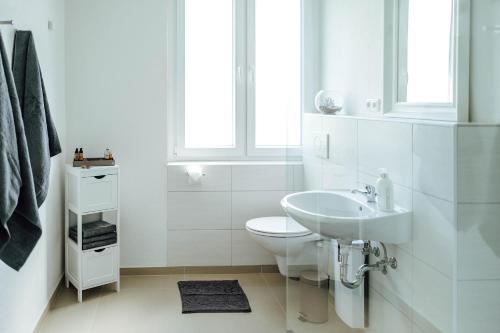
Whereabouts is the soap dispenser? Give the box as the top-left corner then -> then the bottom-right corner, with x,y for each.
376,169 -> 394,212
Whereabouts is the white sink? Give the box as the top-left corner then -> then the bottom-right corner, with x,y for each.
281,191 -> 411,244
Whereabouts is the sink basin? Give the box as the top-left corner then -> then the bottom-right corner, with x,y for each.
281,191 -> 411,244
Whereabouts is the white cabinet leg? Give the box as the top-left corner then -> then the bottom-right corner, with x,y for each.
65,276 -> 69,288
116,280 -> 120,292
78,289 -> 83,303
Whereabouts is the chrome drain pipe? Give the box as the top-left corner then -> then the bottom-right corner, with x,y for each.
338,241 -> 398,290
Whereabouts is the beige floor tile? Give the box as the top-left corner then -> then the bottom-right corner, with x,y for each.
120,274 -> 184,290
40,273 -> 365,333
37,287 -> 101,333
90,288 -> 178,333
261,273 -> 289,310
158,286 -> 286,333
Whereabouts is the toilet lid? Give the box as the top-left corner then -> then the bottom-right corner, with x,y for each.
246,217 -> 312,238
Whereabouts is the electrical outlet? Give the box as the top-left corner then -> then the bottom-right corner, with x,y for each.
365,99 -> 381,113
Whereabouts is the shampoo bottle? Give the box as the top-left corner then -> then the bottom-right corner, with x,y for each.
376,169 -> 394,212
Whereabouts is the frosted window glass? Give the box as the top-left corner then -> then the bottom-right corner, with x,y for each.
404,0 -> 453,103
255,0 -> 302,147
185,0 -> 234,148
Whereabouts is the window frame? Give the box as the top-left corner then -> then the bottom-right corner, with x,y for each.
383,0 -> 470,122
168,0 -> 303,161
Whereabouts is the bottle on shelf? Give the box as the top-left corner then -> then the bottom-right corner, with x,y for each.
104,148 -> 111,160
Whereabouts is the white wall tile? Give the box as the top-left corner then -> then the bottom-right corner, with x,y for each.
369,244 -> 413,312
365,289 -> 412,333
412,324 -> 425,333
458,126 -> 500,203
293,165 -> 305,191
167,230 -> 231,266
358,172 -> 412,210
413,192 -> 456,278
323,116 -> 358,169
458,204 -> 500,280
321,117 -> 358,190
358,120 -> 413,187
303,155 -> 323,190
458,280 -> 500,333
167,192 -> 231,230
358,172 -> 413,253
231,191 -> 287,230
231,165 -> 293,191
413,259 -> 454,333
322,161 -> 357,190
413,125 -> 455,201
303,114 -> 324,157
167,165 -> 231,192
231,230 -> 275,265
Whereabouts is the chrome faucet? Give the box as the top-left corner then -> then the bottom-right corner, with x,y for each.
351,185 -> 377,203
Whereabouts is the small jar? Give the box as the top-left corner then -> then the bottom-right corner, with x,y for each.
104,148 -> 111,160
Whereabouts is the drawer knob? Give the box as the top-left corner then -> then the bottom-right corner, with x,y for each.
94,175 -> 106,180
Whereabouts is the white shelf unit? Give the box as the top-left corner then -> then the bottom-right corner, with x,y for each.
65,165 -> 120,302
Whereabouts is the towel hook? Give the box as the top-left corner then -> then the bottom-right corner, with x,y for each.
0,20 -> 14,26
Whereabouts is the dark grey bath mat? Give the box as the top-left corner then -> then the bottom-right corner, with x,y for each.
178,280 -> 252,314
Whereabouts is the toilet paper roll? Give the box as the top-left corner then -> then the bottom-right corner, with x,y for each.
186,165 -> 203,185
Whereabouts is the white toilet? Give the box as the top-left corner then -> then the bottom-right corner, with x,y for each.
245,216 -> 320,277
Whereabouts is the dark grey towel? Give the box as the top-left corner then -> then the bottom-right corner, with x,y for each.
12,31 -> 62,207
80,237 -> 117,251
0,32 -> 42,271
69,221 -> 117,239
69,231 -> 116,245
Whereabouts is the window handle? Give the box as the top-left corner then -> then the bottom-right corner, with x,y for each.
248,66 -> 255,85
237,66 -> 243,84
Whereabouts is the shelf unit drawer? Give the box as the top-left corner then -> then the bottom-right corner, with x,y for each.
82,246 -> 119,289
81,175 -> 118,213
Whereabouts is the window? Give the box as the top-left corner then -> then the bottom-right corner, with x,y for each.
402,0 -> 454,104
252,0 -> 302,149
171,0 -> 303,159
384,0 -> 470,122
184,0 -> 234,149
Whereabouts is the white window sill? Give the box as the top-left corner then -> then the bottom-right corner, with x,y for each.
166,160 -> 303,167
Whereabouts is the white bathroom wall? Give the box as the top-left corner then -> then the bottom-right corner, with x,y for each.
65,0 -> 169,267
320,0 -> 500,123
456,125 -> 500,333
166,163 -> 303,266
303,114 -> 457,333
315,2 -> 500,331
469,1 -> 500,123
320,0 -> 385,117
65,0 -> 305,271
0,0 -> 66,332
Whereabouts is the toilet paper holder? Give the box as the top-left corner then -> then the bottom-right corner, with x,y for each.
185,165 -> 206,184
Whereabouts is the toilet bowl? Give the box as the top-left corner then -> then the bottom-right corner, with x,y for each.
245,216 -> 320,277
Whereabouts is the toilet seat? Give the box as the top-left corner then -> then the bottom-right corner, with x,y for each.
245,217 -> 312,238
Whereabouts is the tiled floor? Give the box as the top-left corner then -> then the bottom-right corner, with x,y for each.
37,273 -> 360,333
